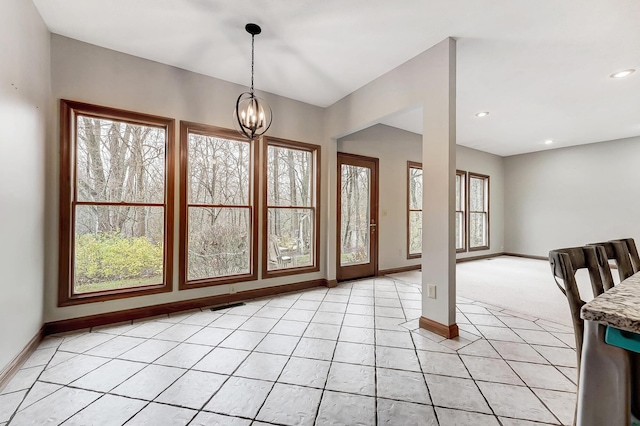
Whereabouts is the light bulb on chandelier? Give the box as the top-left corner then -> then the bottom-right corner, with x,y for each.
234,23 -> 273,140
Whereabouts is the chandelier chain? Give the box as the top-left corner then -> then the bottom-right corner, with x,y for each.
250,34 -> 255,94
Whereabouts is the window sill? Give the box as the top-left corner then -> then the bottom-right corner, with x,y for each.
179,273 -> 258,290
468,246 -> 490,252
58,283 -> 171,307
262,265 -> 320,279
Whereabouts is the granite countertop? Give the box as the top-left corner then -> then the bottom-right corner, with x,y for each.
581,272 -> 640,334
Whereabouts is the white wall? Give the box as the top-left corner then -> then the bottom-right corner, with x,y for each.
504,135 -> 640,257
338,125 -> 505,271
46,35 -> 326,322
0,0 -> 50,371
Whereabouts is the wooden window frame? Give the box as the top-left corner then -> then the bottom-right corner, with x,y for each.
407,161 -> 423,259
456,169 -> 467,253
179,122 -> 259,290
262,137 -> 321,278
58,100 -> 175,306
467,172 -> 490,251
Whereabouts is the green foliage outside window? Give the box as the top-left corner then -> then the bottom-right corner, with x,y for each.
75,233 -> 163,285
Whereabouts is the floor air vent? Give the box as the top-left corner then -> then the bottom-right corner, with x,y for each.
210,302 -> 245,312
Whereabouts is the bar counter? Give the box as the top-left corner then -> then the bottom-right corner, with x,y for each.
578,272 -> 640,426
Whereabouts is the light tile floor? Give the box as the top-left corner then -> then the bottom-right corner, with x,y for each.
0,276 -> 577,425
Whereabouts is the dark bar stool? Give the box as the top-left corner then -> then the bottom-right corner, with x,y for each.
548,245 -> 612,369
588,240 -> 634,283
549,243 -> 639,425
549,245 -> 616,425
612,238 -> 640,273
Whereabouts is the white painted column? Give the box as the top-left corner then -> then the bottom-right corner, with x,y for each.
421,38 -> 457,334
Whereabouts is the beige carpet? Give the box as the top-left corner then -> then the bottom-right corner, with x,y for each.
389,255 -> 612,327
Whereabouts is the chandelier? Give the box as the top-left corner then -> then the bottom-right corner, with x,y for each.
234,23 -> 273,140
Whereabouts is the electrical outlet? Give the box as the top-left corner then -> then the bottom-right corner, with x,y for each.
399,248 -> 402,256
427,284 -> 437,299
229,284 -> 237,294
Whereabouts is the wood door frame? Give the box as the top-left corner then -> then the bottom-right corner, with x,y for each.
336,152 -> 379,281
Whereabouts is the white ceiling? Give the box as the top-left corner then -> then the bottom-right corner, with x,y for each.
32,0 -> 640,156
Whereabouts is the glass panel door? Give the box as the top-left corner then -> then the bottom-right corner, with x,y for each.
337,153 -> 378,281
340,164 -> 371,266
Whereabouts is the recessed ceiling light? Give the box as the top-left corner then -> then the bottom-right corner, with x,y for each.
610,69 -> 635,79
544,139 -> 553,145
475,112 -> 489,117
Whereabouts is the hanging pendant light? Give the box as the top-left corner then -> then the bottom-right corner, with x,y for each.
234,23 -> 273,140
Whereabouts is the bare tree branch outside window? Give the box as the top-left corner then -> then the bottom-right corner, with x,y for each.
407,164 -> 422,257
455,170 -> 466,251
74,116 -> 167,293
186,133 -> 252,281
266,144 -> 315,271
469,173 -> 489,249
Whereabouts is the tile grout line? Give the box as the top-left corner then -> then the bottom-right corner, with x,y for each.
192,292 -> 306,421
5,332 -> 126,424
161,300 -> 276,422
18,305 -> 251,424
395,275 -> 442,426
307,284 -> 351,425
86,316 -> 223,422
316,280 -> 360,425
404,277 -> 570,424
454,335 -> 501,421
460,302 -> 578,391
482,333 -> 567,424
373,278 -> 380,426
5,342 -> 65,424
242,289 -> 315,423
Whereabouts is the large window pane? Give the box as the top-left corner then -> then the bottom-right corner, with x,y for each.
267,208 -> 314,270
267,145 -> 312,207
468,173 -> 489,249
74,205 -> 164,293
341,164 -> 371,266
265,139 -> 319,276
188,134 -> 250,205
456,211 -> 464,249
469,176 -> 485,211
60,101 -> 173,305
409,211 -> 422,255
407,163 -> 423,258
469,212 -> 487,248
183,125 -> 255,286
187,207 -> 250,281
409,167 -> 422,210
76,116 -> 165,204
455,171 -> 466,251
455,174 -> 461,211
